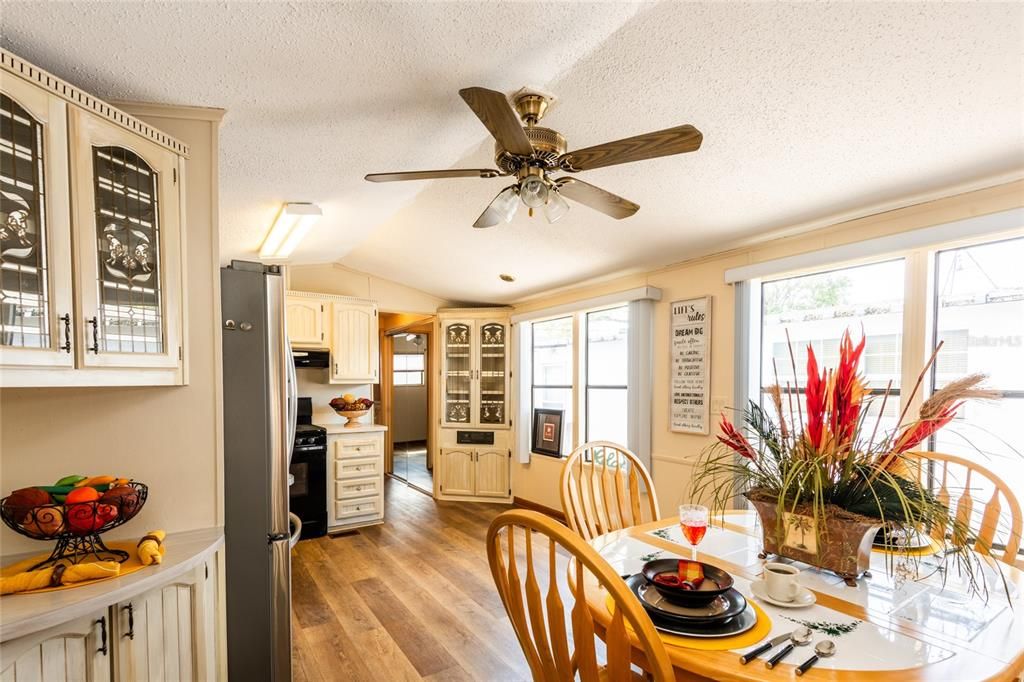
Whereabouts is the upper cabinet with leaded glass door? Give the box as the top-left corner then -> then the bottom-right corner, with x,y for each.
68,106 -> 183,371
477,319 -> 509,428
0,71 -> 74,369
442,319 -> 474,426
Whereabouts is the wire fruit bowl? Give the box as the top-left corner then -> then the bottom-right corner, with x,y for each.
1,482 -> 148,570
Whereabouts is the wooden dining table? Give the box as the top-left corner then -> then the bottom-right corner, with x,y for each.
577,511 -> 1024,681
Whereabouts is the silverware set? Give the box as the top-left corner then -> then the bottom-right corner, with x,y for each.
739,627 -> 836,674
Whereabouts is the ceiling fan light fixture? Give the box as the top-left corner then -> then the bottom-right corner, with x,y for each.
544,188 -> 570,223
519,176 -> 549,208
473,185 -> 519,228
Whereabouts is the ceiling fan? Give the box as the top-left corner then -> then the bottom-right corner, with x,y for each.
364,87 -> 702,228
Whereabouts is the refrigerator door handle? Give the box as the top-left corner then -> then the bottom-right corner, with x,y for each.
269,538 -> 292,681
285,340 -> 298,467
266,275 -> 290,537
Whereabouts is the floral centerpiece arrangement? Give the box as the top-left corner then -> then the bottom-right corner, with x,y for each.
692,330 -> 1002,592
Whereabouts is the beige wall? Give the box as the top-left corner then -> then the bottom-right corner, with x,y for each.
288,262 -> 453,313
0,105 -> 224,555
511,180 -> 1024,516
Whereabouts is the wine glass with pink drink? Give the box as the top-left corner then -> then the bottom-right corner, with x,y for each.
678,504 -> 709,560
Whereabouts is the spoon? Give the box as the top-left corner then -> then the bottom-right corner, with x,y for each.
765,626 -> 812,669
795,640 -> 836,676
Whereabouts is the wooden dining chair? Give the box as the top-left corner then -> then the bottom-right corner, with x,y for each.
905,450 -> 1023,564
560,441 -> 660,541
486,509 -> 674,682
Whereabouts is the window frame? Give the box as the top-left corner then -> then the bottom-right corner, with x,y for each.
393,352 -> 425,387
583,305 -> 630,444
529,314 -> 575,457
739,228 -> 1024,553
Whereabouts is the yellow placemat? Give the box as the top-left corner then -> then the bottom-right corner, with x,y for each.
872,535 -> 944,557
606,593 -> 772,651
1,540 -> 157,595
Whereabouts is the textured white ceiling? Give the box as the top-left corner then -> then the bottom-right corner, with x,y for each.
3,2 -> 1022,304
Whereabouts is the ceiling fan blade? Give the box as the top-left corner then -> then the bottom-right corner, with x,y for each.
558,124 -> 702,172
555,178 -> 639,219
365,169 -> 501,183
459,87 -> 535,157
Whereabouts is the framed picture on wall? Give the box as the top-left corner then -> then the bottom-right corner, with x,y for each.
532,408 -> 564,458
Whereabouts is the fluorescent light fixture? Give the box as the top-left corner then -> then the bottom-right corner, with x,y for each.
259,203 -> 322,259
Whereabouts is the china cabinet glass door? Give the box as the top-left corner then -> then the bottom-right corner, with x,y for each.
443,321 -> 472,425
70,107 -> 181,369
478,321 -> 508,426
0,78 -> 73,368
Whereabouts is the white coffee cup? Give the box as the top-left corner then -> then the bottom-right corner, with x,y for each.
764,562 -> 800,602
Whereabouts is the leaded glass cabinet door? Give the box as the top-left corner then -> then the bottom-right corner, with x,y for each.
478,320 -> 509,427
0,75 -> 74,370
442,320 -> 473,426
70,107 -> 183,369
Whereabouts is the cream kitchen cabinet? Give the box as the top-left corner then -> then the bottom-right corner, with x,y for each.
285,294 -> 326,348
284,290 -> 378,384
327,428 -> 386,531
112,561 -> 213,682
438,447 -> 511,500
0,530 -> 221,682
0,610 -> 111,681
439,311 -> 510,429
330,300 -> 378,384
0,49 -> 189,387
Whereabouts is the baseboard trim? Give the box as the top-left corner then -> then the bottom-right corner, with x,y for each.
513,497 -> 566,523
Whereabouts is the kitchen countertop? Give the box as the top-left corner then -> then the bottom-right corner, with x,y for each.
1,526 -> 223,642
322,423 -> 387,435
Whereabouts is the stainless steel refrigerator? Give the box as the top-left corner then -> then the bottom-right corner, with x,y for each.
221,261 -> 298,681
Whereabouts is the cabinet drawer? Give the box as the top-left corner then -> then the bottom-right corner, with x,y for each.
335,456 -> 381,479
335,476 -> 381,500
333,437 -> 382,459
334,496 -> 381,521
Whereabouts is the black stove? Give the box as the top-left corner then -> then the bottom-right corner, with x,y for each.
289,398 -> 327,539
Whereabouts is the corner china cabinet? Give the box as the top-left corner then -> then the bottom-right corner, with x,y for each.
436,308 -> 512,502
0,50 -> 188,387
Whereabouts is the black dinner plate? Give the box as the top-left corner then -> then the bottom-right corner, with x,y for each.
626,574 -> 748,625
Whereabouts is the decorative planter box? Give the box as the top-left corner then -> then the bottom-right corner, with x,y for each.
745,492 -> 883,581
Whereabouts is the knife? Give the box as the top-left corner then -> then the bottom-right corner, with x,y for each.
739,632 -> 794,665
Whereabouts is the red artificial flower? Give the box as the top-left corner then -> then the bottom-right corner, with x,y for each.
892,402 -> 961,455
830,331 -> 867,448
717,414 -> 757,461
805,345 -> 826,450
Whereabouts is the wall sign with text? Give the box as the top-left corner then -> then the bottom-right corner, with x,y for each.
670,296 -> 711,434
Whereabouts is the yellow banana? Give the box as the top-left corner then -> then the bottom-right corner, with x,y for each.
75,475 -> 116,488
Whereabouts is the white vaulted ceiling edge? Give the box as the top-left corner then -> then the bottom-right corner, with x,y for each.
3,2 -> 1021,304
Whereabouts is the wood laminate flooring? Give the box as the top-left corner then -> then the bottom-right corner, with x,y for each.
290,479 -> 532,681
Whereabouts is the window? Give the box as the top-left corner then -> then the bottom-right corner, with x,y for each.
745,231 -> 1024,553
586,306 -> 628,445
760,259 -> 905,434
517,291 -> 656,466
531,316 -> 573,456
394,353 -> 424,386
929,237 -> 1024,544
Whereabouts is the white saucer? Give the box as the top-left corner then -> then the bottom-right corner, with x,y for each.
749,579 -> 816,608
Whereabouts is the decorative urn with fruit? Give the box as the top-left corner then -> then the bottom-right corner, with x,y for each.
1,475 -> 147,570
329,394 -> 374,428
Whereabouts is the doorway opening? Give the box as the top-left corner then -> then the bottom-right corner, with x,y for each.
378,314 -> 434,495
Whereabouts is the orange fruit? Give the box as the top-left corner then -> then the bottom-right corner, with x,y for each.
65,486 -> 100,504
